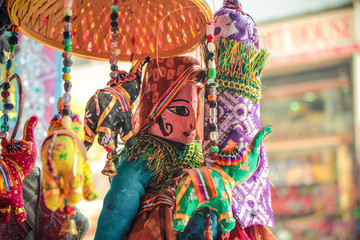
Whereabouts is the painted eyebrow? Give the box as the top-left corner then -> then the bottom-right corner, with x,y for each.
170,99 -> 190,103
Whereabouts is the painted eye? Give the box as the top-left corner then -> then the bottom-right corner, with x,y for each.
167,106 -> 190,116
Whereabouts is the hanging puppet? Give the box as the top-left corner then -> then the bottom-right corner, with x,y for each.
202,0 -> 276,238
95,56 -> 207,240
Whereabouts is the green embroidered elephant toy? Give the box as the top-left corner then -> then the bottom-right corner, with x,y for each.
40,109 -> 98,211
173,126 -> 272,233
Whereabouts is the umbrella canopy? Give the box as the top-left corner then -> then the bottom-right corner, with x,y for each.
7,0 -> 212,61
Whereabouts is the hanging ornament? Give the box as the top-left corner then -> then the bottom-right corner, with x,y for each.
0,26 -> 39,224
39,1 -> 98,237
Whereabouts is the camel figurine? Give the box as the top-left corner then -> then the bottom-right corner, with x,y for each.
0,115 -> 38,223
173,126 -> 272,233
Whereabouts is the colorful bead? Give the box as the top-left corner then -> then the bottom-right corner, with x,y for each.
1,122 -> 9,132
111,27 -> 119,33
7,52 -> 15,60
2,83 -> 10,90
5,70 -> 10,77
208,59 -> 216,69
8,36 -> 18,45
110,71 -> 118,78
62,52 -> 72,58
207,42 -> 215,52
5,60 -> 12,70
64,81 -> 72,92
63,93 -> 71,102
209,101 -> 217,109
1,91 -> 10,98
8,45 -> 15,52
207,78 -> 216,85
63,23 -> 73,31
64,8 -> 73,16
110,64 -> 118,71
1,115 -> 9,123
110,33 -> 119,42
210,145 -> 219,153
110,12 -> 118,20
110,21 -> 119,27
112,48 -> 120,56
207,35 -> 215,43
210,108 -> 217,117
64,102 -> 71,108
64,15 -> 72,22
2,109 -> 8,114
207,51 -> 215,59
63,58 -> 73,67
209,116 -> 217,124
109,56 -> 118,65
210,132 -> 219,142
209,88 -> 217,95
62,67 -> 71,73
210,124 -> 218,131
111,42 -> 118,48
64,46 -> 72,52
4,103 -> 14,110
62,73 -> 71,81
208,69 -> 216,78
62,108 -> 71,116
63,31 -> 72,39
208,94 -> 216,101
111,4 -> 119,12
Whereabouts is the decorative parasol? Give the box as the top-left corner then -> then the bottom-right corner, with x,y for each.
7,0 -> 212,61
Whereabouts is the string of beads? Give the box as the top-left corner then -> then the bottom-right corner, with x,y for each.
203,22 -> 218,240
206,23 -> 219,162
1,27 -> 18,137
61,0 -> 74,129
109,0 -> 120,83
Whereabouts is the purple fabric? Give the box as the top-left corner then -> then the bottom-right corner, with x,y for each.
223,0 -> 242,9
204,91 -> 274,228
214,0 -> 259,48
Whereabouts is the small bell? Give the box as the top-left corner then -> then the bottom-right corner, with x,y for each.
101,160 -> 117,177
59,217 -> 78,236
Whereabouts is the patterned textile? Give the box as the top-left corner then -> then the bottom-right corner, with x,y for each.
0,166 -> 88,240
203,0 -> 275,229
125,189 -> 176,240
204,92 -> 274,228
132,56 -> 205,141
185,167 -> 217,204
117,135 -> 204,189
214,0 -> 259,48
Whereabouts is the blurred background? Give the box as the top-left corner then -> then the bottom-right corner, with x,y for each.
1,0 -> 360,239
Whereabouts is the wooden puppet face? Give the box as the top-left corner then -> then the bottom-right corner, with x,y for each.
149,83 -> 197,145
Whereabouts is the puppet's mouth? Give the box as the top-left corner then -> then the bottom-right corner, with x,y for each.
183,131 -> 195,137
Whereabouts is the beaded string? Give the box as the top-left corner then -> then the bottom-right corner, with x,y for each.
59,0 -> 77,233
109,0 -> 120,83
61,0 -> 74,129
101,0 -> 121,180
206,23 -> 219,162
203,22 -> 217,240
0,27 -> 18,140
